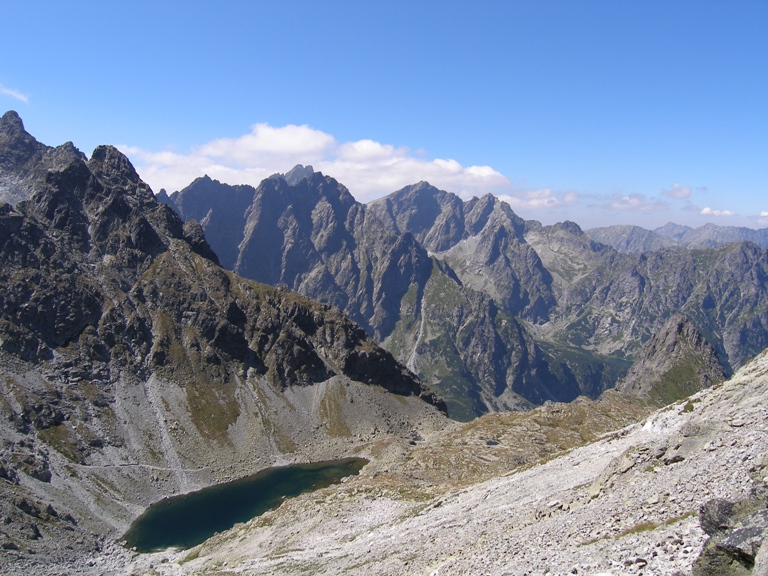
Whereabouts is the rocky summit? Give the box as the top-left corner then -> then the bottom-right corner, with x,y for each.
0,112 -> 447,573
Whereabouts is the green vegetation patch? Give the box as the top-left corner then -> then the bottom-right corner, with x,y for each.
186,377 -> 240,445
580,510 -> 696,546
319,383 -> 351,437
649,359 -> 706,406
37,424 -> 81,462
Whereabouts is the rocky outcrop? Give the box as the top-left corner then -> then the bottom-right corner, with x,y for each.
615,314 -> 729,405
693,495 -> 768,575
0,113 -> 447,570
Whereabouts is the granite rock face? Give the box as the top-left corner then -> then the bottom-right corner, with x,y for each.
167,168 -> 768,418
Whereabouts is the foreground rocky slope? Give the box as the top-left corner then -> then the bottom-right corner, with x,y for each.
0,111 -> 447,572
136,348 -> 768,576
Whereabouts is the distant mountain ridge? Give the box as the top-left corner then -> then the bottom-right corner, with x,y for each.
163,166 -> 768,419
587,222 -> 768,253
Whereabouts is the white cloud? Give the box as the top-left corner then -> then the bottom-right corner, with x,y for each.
0,84 -> 29,103
662,182 -> 692,199
760,211 -> 768,217
700,207 -> 735,217
563,191 -> 579,203
123,123 -> 511,201
609,193 -> 668,212
197,123 -> 335,164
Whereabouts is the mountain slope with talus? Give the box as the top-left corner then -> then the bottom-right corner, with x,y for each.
615,314 -> 730,405
0,111 -> 447,571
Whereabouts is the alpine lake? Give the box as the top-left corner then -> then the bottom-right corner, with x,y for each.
122,457 -> 368,552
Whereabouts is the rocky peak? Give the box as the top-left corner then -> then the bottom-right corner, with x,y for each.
655,221 -> 693,240
81,145 -> 156,224
368,181 -> 466,252
154,188 -> 171,203
614,314 -> 729,405
261,168 -> 355,211
0,110 -> 27,139
550,220 -> 586,237
88,145 -> 142,187
464,193 -> 497,235
1,111 -> 50,206
1,112 -> 83,175
283,164 -> 315,186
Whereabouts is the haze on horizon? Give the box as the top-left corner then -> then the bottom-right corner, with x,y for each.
1,1 -> 766,230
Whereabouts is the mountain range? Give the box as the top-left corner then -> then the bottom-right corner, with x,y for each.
3,110 -> 768,574
586,222 -> 768,254
162,166 -> 768,419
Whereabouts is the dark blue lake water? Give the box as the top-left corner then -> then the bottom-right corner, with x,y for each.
122,457 -> 368,552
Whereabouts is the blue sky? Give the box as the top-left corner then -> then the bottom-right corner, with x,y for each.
2,1 -> 766,229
